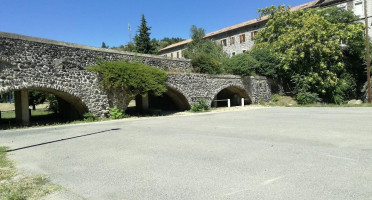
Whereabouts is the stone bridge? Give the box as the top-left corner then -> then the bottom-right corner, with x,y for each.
0,31 -> 276,125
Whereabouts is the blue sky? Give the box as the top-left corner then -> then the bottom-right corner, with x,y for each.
1,0 -> 311,48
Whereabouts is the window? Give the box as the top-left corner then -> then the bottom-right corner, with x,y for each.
239,34 -> 246,43
337,3 -> 347,10
177,52 -> 179,58
221,39 -> 227,46
232,52 -> 236,56
243,50 -> 246,53
230,37 -> 235,45
251,31 -> 259,41
171,53 -> 173,58
354,1 -> 364,17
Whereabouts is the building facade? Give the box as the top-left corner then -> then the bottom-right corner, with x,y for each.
159,0 -> 372,58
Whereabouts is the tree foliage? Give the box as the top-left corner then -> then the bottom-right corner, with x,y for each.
191,54 -> 222,74
114,37 -> 184,55
183,25 -> 228,74
87,60 -> 168,98
28,90 -> 46,110
249,48 -> 280,78
253,6 -> 365,104
223,54 -> 257,76
101,42 -> 109,49
134,14 -> 155,54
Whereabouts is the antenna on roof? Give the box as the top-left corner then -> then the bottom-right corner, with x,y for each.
128,23 -> 132,44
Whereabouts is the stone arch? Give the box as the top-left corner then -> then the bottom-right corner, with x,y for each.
1,86 -> 89,117
164,86 -> 191,110
210,85 -> 251,107
147,85 -> 191,111
0,67 -> 110,118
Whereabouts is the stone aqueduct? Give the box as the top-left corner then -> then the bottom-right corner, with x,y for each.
0,31 -> 277,124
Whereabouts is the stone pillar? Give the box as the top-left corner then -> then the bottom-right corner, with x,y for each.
141,94 -> 149,111
15,90 -> 30,125
135,94 -> 149,112
212,97 -> 217,107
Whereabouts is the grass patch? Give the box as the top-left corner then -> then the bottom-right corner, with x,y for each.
266,94 -> 297,106
1,110 -> 53,119
292,103 -> 372,107
266,94 -> 372,107
0,147 -> 60,200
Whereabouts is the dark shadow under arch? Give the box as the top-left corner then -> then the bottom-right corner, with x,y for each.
148,86 -> 191,111
212,86 -> 251,107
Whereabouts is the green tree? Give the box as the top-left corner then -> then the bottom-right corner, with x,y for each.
223,53 -> 257,76
101,42 -> 109,49
87,60 -> 168,110
134,14 -> 154,54
249,48 -> 280,78
28,90 -> 46,110
157,37 -> 185,50
253,6 -> 365,104
183,25 -> 228,74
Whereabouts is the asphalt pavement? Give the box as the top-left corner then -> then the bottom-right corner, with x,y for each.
1,107 -> 372,200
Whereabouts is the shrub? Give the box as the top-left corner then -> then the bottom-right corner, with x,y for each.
223,54 -> 257,76
296,92 -> 320,105
109,106 -> 129,119
271,94 -> 281,102
87,60 -> 168,98
249,48 -> 280,78
191,54 -> 222,74
361,79 -> 372,102
190,98 -> 210,112
83,112 -> 96,122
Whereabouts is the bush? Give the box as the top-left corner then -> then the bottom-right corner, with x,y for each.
88,60 -> 168,98
223,54 -> 257,76
271,94 -> 281,102
191,54 -> 222,74
83,112 -> 96,122
249,48 -> 279,78
190,98 -> 210,112
362,78 -> 372,102
109,106 -> 129,119
47,94 -> 59,113
296,92 -> 320,105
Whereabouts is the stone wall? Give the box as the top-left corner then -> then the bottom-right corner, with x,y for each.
167,73 -> 273,106
0,60 -> 109,117
0,32 -> 193,73
0,32 -> 277,119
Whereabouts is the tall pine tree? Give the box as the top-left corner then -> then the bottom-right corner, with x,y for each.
134,14 -> 154,54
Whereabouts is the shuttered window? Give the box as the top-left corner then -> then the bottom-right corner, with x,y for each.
251,31 -> 259,40
221,39 -> 227,46
230,37 -> 235,45
239,34 -> 246,43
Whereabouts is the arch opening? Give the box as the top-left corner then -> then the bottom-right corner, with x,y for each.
0,87 -> 88,129
127,86 -> 190,115
212,86 -> 251,107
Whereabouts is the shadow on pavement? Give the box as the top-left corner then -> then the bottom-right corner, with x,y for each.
5,128 -> 121,152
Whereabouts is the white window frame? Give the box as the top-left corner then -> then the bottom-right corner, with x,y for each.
336,3 -> 347,10
354,0 -> 364,18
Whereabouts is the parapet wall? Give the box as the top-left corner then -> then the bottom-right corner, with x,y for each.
0,31 -> 192,73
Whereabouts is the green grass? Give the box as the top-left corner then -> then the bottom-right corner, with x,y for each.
266,94 -> 372,107
1,110 -> 53,119
292,103 -> 372,107
0,147 -> 61,200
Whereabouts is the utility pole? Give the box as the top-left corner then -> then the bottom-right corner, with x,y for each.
128,23 -> 132,44
364,0 -> 371,103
